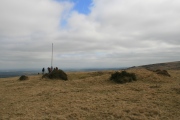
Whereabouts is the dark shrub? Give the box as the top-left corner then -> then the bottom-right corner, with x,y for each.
110,71 -> 136,84
42,73 -> 49,79
42,69 -> 68,80
154,69 -> 171,77
19,75 -> 29,81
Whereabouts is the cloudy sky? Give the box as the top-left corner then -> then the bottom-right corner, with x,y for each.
0,0 -> 180,69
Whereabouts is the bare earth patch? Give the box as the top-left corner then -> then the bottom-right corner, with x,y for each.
0,69 -> 180,120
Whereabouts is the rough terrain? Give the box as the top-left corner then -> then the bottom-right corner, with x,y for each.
0,68 -> 180,120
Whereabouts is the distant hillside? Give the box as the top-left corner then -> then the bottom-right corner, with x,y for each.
139,61 -> 180,70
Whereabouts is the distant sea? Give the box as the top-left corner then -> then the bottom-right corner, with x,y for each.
0,68 -> 126,78
0,69 -> 40,78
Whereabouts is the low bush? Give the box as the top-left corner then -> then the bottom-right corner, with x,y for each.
19,75 -> 29,81
110,71 -> 136,84
154,69 -> 171,77
42,69 -> 68,80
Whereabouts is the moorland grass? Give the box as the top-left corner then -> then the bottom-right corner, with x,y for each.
0,68 -> 180,120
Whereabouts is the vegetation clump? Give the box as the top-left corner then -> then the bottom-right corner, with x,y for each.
42,69 -> 68,80
110,71 -> 136,84
19,75 -> 29,81
154,69 -> 171,77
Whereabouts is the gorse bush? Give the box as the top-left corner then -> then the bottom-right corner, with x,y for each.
154,69 -> 171,77
19,75 -> 29,81
42,69 -> 68,80
110,71 -> 136,84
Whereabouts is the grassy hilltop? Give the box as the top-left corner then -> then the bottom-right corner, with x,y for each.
139,61 -> 180,70
0,62 -> 180,119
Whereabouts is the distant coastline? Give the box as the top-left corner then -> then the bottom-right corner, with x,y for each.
0,67 -> 126,78
0,70 -> 39,78
1,60 -> 179,78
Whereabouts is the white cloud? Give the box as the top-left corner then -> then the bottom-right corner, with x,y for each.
0,0 -> 73,37
0,0 -> 180,69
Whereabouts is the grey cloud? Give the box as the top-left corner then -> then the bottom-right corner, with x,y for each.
0,0 -> 180,69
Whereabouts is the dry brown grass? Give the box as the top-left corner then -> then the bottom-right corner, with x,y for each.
0,69 -> 180,120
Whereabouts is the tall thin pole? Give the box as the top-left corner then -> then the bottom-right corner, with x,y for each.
51,43 -> 53,69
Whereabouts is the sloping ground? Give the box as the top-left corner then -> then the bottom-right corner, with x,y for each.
139,61 -> 180,70
0,69 -> 180,120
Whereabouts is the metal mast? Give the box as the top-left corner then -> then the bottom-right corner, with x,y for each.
51,43 -> 53,69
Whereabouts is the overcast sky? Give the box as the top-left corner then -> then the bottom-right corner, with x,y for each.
0,0 -> 180,70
